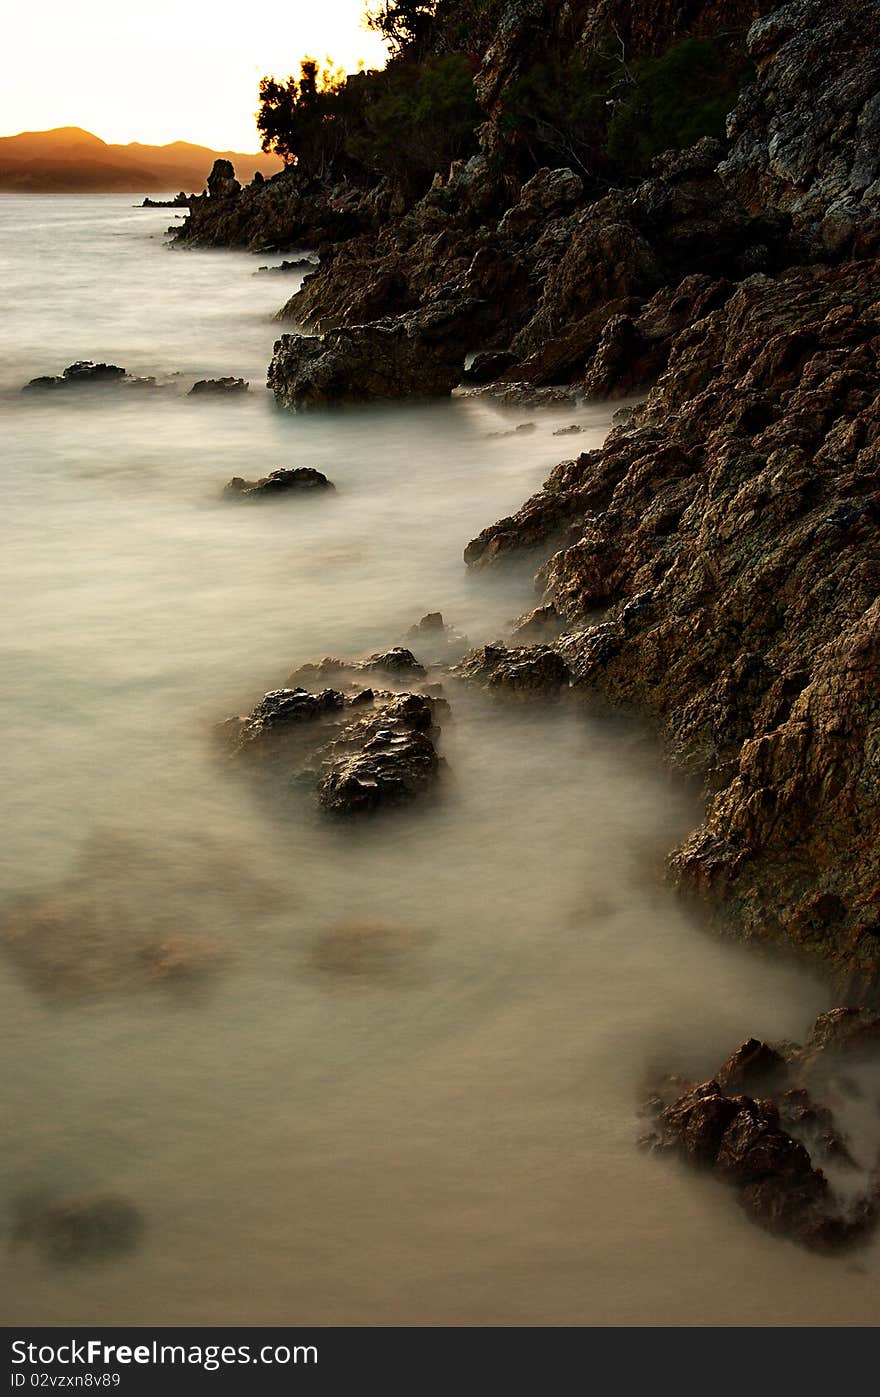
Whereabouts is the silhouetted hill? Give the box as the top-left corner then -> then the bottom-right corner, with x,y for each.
0,128 -> 282,193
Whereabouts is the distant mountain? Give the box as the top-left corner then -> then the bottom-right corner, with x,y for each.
0,127 -> 283,193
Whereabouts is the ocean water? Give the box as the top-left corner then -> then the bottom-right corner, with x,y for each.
0,194 -> 878,1325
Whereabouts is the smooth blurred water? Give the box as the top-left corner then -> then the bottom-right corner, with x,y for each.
1,195 -> 878,1325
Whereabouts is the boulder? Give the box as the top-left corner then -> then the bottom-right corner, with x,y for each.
267,301 -> 479,408
223,467 -> 334,499
206,158 -> 241,200
23,361 -> 126,391
189,377 -> 248,396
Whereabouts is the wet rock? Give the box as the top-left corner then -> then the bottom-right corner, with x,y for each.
223,467 -> 334,499
455,644 -> 570,697
23,361 -> 127,391
318,694 -> 443,814
645,1014 -> 880,1251
553,424 -> 583,436
255,257 -> 318,275
471,256 -> 880,987
13,1193 -> 143,1265
224,684 -> 446,817
189,376 -> 248,396
267,300 -> 480,408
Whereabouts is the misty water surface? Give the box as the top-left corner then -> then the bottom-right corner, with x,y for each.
1,195 -> 878,1324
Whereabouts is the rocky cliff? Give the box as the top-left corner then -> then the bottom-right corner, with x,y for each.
175,0 -> 880,996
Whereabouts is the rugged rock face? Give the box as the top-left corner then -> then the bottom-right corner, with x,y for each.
206,158 -> 241,201
267,301 -> 480,407
222,683 -> 446,816
719,0 -> 880,255
468,256 -> 880,991
644,1009 -> 880,1250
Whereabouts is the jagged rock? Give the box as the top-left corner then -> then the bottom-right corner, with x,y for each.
318,694 -> 443,814
206,158 -> 241,200
268,301 -> 480,408
497,167 -> 584,239
719,0 -> 880,255
462,350 -> 519,384
223,684 -> 445,816
223,467 -> 334,498
470,257 -> 880,988
404,613 -> 471,662
23,361 -> 127,391
509,604 -> 564,644
645,1009 -> 880,1250
189,377 -> 248,396
464,452 -> 602,567
255,257 -> 318,274
455,644 -> 570,697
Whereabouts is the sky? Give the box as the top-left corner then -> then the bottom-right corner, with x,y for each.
1,1 -> 390,152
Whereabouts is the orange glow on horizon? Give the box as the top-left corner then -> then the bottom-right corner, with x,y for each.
1,1 -> 389,152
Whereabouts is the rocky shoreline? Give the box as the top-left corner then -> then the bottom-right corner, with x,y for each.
137,0 -> 880,1250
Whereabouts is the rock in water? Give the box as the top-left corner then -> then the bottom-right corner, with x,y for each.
223,685 -> 446,816
267,301 -> 479,408
318,694 -> 442,814
644,1010 -> 880,1251
223,467 -> 335,499
23,361 -> 127,391
189,377 -> 248,396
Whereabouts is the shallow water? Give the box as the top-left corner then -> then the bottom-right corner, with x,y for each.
1,195 -> 878,1325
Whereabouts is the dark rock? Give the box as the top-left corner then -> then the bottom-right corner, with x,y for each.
455,644 -> 570,697
462,350 -> 519,384
224,683 -> 445,817
223,467 -> 334,499
645,1010 -> 880,1251
318,694 -> 442,814
206,158 -> 241,201
267,300 -> 480,408
189,377 -> 248,396
23,361 -> 127,391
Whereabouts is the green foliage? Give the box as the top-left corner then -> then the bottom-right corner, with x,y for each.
366,1 -> 440,58
500,53 -> 614,180
351,54 -> 480,189
257,59 -> 350,175
606,39 -> 749,177
501,36 -> 751,185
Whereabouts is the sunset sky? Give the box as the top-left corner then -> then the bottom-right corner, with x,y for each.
1,1 -> 389,152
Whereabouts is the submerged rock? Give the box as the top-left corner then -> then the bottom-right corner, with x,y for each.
189,376 -> 248,396
13,1193 -> 144,1265
224,467 -> 334,499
